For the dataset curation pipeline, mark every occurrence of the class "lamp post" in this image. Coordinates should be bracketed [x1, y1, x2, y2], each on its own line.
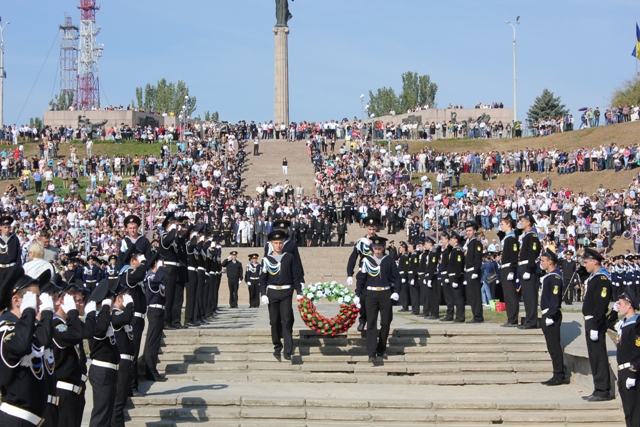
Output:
[0, 18, 10, 130]
[360, 94, 364, 121]
[505, 16, 520, 124]
[370, 113, 375, 145]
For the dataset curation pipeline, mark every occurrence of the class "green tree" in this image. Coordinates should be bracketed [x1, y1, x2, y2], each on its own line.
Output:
[399, 71, 419, 113]
[527, 88, 569, 120]
[368, 71, 438, 116]
[204, 111, 211, 121]
[611, 78, 640, 107]
[417, 74, 438, 107]
[135, 87, 143, 108]
[368, 87, 400, 117]
[29, 117, 43, 130]
[211, 111, 219, 122]
[49, 91, 75, 111]
[135, 79, 197, 116]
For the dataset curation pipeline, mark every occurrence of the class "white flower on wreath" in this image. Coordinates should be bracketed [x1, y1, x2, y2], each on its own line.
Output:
[344, 295, 351, 303]
[338, 297, 344, 304]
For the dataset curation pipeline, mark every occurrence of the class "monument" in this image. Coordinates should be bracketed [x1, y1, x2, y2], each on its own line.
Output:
[274, 0, 292, 127]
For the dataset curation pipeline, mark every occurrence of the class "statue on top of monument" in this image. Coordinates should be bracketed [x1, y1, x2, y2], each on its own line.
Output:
[275, 0, 293, 27]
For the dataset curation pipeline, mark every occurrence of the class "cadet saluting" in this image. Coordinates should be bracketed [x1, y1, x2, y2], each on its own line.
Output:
[518, 213, 541, 330]
[581, 247, 614, 402]
[539, 250, 569, 386]
[355, 237, 400, 363]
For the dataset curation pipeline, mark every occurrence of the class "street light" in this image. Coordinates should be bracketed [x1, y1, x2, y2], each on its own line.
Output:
[360, 94, 365, 121]
[370, 113, 375, 145]
[0, 18, 10, 130]
[505, 16, 520, 124]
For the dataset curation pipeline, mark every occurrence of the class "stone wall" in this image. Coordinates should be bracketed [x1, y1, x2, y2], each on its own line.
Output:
[43, 110, 179, 129]
[372, 108, 514, 125]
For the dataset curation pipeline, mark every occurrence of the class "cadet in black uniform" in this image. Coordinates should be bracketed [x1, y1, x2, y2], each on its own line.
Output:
[464, 222, 484, 323]
[0, 267, 49, 427]
[222, 251, 243, 308]
[346, 217, 379, 331]
[560, 250, 577, 305]
[409, 242, 424, 315]
[245, 254, 262, 308]
[397, 243, 411, 312]
[87, 279, 119, 427]
[116, 215, 152, 270]
[355, 237, 400, 363]
[185, 231, 201, 326]
[337, 217, 347, 247]
[260, 230, 304, 362]
[439, 234, 455, 322]
[612, 289, 640, 426]
[539, 250, 569, 386]
[0, 216, 22, 286]
[447, 232, 466, 322]
[581, 247, 614, 401]
[423, 237, 440, 319]
[499, 217, 520, 327]
[265, 219, 305, 289]
[106, 255, 119, 289]
[159, 213, 182, 329]
[143, 252, 167, 382]
[83, 255, 101, 292]
[518, 213, 541, 329]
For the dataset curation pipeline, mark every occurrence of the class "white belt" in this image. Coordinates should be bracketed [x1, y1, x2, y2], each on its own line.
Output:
[91, 360, 118, 370]
[0, 403, 44, 426]
[407, 271, 414, 274]
[57, 381, 83, 394]
[501, 263, 511, 268]
[465, 267, 475, 272]
[148, 304, 164, 310]
[164, 261, 179, 266]
[85, 280, 96, 283]
[197, 267, 206, 271]
[267, 285, 291, 290]
[134, 312, 145, 319]
[619, 362, 632, 371]
[584, 315, 594, 320]
[120, 354, 134, 361]
[188, 266, 197, 271]
[47, 395, 59, 406]
[541, 308, 549, 315]
[518, 260, 528, 265]
[367, 286, 390, 291]
[0, 262, 16, 268]
[81, 374, 87, 382]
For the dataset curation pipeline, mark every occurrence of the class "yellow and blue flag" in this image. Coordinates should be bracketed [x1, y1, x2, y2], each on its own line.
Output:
[633, 23, 640, 59]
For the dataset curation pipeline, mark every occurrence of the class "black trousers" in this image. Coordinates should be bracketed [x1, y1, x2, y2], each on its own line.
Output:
[442, 277, 454, 319]
[520, 270, 539, 328]
[426, 278, 440, 317]
[197, 268, 208, 317]
[399, 279, 410, 310]
[267, 288, 294, 355]
[542, 313, 565, 378]
[194, 268, 205, 320]
[144, 307, 165, 379]
[111, 359, 133, 427]
[57, 388, 85, 427]
[185, 268, 199, 323]
[88, 364, 118, 427]
[42, 402, 58, 427]
[409, 281, 421, 314]
[202, 271, 212, 316]
[618, 368, 640, 427]
[452, 281, 465, 322]
[248, 281, 260, 308]
[0, 411, 38, 427]
[501, 269, 519, 325]
[228, 278, 239, 308]
[365, 288, 393, 357]
[585, 327, 611, 397]
[163, 265, 180, 325]
[130, 315, 145, 390]
[465, 272, 483, 321]
[212, 271, 222, 312]
[337, 233, 345, 246]
[418, 279, 428, 314]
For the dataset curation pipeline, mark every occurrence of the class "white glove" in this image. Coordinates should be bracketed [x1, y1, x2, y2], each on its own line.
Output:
[167, 223, 177, 232]
[246, 281, 251, 287]
[410, 279, 415, 285]
[296, 295, 303, 301]
[199, 235, 205, 242]
[361, 237, 371, 246]
[545, 317, 554, 326]
[101, 299, 112, 308]
[444, 278, 450, 283]
[401, 278, 406, 283]
[261, 295, 269, 305]
[427, 280, 432, 288]
[590, 330, 599, 342]
[61, 294, 77, 313]
[353, 296, 360, 305]
[138, 254, 146, 263]
[471, 273, 478, 279]
[20, 291, 38, 313]
[227, 255, 232, 261]
[300, 283, 305, 290]
[39, 293, 54, 312]
[452, 283, 459, 288]
[157, 260, 163, 268]
[85, 301, 97, 315]
[120, 240, 129, 252]
[463, 281, 468, 285]
[523, 272, 531, 280]
[507, 272, 514, 281]
[626, 378, 636, 389]
[122, 294, 134, 306]
[346, 277, 353, 286]
[390, 292, 399, 301]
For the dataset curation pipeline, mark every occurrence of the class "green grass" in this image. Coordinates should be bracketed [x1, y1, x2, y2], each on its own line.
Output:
[85, 140, 164, 158]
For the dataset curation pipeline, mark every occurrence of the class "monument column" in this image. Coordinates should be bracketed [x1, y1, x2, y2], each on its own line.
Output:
[273, 26, 289, 127]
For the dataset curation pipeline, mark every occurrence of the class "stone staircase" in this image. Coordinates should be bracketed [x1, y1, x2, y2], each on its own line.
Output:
[125, 310, 625, 426]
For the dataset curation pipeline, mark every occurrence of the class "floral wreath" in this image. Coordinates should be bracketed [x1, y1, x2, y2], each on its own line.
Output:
[298, 282, 361, 336]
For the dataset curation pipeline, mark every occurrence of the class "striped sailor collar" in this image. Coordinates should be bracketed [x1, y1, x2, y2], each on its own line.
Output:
[622, 314, 640, 328]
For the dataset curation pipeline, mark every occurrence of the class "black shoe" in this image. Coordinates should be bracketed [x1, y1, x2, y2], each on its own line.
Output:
[273, 351, 282, 361]
[398, 308, 409, 312]
[376, 352, 388, 359]
[130, 389, 145, 397]
[453, 319, 465, 323]
[283, 353, 292, 361]
[165, 324, 176, 330]
[440, 317, 454, 322]
[368, 356, 376, 363]
[582, 394, 594, 401]
[587, 394, 613, 402]
[518, 324, 536, 330]
[357, 321, 365, 332]
[426, 315, 439, 320]
[501, 322, 518, 328]
[468, 319, 484, 324]
[546, 377, 570, 386]
[412, 312, 421, 316]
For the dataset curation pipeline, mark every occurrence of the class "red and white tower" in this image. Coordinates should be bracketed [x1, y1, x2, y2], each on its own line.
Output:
[77, 0, 103, 110]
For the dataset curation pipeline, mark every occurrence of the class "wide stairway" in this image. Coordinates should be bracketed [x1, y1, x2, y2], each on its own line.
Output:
[126, 307, 624, 426]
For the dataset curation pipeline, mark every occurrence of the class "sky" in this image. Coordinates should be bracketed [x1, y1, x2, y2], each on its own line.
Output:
[1, 0, 639, 125]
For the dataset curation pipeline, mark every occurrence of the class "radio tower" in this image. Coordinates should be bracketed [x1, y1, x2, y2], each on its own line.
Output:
[59, 16, 78, 107]
[77, 0, 103, 110]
